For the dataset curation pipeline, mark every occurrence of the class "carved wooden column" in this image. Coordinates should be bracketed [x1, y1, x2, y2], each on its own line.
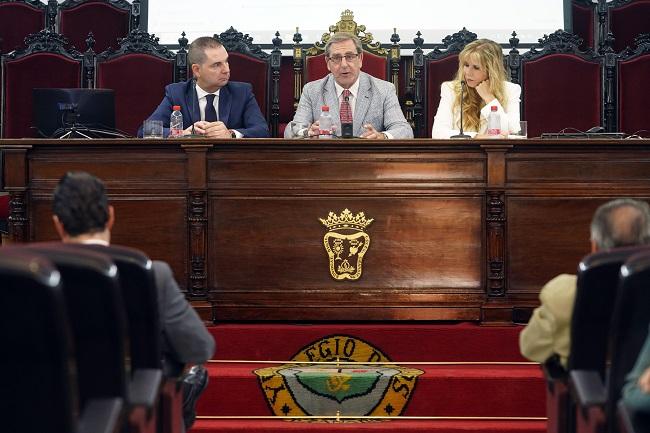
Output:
[183, 144, 210, 299]
[1, 147, 30, 243]
[481, 144, 512, 322]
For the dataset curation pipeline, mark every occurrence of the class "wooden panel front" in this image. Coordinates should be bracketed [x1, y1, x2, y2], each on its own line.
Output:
[3, 138, 650, 322]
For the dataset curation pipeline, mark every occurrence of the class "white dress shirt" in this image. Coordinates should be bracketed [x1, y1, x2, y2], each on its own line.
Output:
[195, 85, 219, 122]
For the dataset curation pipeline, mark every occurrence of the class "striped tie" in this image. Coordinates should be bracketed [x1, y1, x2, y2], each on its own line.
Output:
[340, 89, 352, 124]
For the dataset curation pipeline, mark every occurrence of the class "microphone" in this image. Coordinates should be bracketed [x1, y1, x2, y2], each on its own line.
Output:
[450, 80, 471, 139]
[340, 94, 353, 139]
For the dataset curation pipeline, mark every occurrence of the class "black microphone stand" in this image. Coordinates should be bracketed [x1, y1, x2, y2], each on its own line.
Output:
[450, 81, 471, 139]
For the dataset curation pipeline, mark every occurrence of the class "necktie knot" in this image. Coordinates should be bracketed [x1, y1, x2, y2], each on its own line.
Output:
[340, 89, 352, 124]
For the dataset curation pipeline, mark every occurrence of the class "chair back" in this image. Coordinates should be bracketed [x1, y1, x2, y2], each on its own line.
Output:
[0, 0, 46, 54]
[569, 246, 650, 375]
[572, 0, 597, 50]
[412, 28, 477, 138]
[0, 249, 78, 433]
[601, 0, 650, 53]
[67, 243, 162, 370]
[515, 30, 603, 138]
[606, 250, 650, 433]
[292, 10, 399, 113]
[25, 243, 129, 409]
[215, 27, 281, 137]
[616, 34, 650, 135]
[95, 28, 175, 136]
[1, 29, 82, 138]
[57, 0, 140, 54]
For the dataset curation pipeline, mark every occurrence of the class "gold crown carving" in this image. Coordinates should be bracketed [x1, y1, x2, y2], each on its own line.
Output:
[319, 209, 374, 231]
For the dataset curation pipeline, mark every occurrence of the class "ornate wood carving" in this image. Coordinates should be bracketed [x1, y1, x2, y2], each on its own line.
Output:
[508, 32, 520, 85]
[424, 27, 477, 60]
[175, 31, 188, 82]
[188, 190, 207, 298]
[305, 9, 387, 56]
[602, 34, 616, 132]
[270, 32, 282, 138]
[216, 27, 269, 59]
[8, 192, 28, 243]
[523, 30, 591, 59]
[7, 28, 81, 60]
[292, 28, 303, 111]
[389, 28, 401, 91]
[486, 191, 506, 297]
[96, 28, 174, 61]
[412, 31, 425, 138]
[82, 32, 95, 88]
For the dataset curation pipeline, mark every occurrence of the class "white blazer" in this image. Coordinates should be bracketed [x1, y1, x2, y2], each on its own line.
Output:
[431, 81, 521, 139]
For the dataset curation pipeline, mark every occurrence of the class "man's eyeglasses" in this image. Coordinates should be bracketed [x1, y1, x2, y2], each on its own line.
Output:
[327, 53, 360, 64]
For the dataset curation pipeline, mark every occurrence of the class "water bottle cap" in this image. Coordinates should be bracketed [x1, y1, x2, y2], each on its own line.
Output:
[321, 105, 330, 111]
[173, 105, 181, 111]
[490, 106, 497, 111]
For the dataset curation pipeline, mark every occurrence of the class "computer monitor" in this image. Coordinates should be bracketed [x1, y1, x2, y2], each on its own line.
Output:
[32, 88, 116, 138]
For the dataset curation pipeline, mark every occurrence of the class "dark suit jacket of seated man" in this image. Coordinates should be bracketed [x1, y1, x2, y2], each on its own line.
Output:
[139, 36, 269, 138]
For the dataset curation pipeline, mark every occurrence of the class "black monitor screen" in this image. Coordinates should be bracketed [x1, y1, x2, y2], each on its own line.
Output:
[32, 88, 116, 138]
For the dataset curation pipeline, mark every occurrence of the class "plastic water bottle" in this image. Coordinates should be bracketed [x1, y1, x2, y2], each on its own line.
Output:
[169, 105, 183, 138]
[318, 105, 332, 139]
[487, 105, 501, 137]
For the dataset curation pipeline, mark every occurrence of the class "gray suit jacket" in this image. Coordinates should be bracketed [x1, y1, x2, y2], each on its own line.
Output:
[154, 260, 215, 375]
[285, 72, 413, 139]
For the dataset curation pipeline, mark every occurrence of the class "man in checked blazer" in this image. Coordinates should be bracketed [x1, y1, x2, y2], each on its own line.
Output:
[285, 32, 413, 140]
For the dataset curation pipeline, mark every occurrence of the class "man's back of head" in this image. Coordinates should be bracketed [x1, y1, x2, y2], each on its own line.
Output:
[52, 171, 113, 241]
[591, 198, 650, 250]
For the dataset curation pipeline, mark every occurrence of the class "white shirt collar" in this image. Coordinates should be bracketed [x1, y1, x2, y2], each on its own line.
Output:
[334, 77, 360, 100]
[80, 239, 109, 246]
[195, 84, 220, 100]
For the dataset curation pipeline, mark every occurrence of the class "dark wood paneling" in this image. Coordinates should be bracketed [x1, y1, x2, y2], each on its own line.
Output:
[3, 138, 650, 322]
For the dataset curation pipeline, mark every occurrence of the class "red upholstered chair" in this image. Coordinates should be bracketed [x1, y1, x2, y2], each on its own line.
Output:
[616, 34, 650, 135]
[57, 0, 140, 54]
[514, 30, 603, 138]
[214, 27, 281, 137]
[292, 10, 400, 118]
[1, 30, 83, 138]
[598, 0, 650, 53]
[572, 0, 597, 50]
[412, 28, 477, 138]
[95, 29, 175, 137]
[0, 0, 47, 54]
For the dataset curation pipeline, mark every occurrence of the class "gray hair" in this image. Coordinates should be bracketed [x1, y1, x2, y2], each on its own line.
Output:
[188, 36, 223, 66]
[590, 198, 650, 249]
[324, 32, 362, 57]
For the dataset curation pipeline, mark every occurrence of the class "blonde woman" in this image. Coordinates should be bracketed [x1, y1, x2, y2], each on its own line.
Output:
[431, 39, 521, 139]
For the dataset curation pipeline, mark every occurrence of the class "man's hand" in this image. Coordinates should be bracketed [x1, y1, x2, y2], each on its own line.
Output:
[306, 121, 320, 138]
[638, 367, 650, 393]
[203, 121, 231, 138]
[360, 124, 386, 139]
[476, 79, 496, 104]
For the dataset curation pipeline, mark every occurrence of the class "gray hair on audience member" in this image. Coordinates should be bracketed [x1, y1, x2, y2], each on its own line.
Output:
[324, 32, 363, 57]
[590, 198, 650, 249]
[188, 36, 223, 66]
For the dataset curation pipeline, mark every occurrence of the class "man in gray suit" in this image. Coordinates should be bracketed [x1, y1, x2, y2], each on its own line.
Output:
[51, 171, 215, 429]
[285, 32, 413, 139]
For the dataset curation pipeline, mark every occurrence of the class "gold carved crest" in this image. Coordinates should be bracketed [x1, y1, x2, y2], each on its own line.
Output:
[319, 209, 373, 281]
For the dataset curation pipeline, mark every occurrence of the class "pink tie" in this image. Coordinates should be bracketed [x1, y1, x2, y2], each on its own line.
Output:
[340, 89, 352, 124]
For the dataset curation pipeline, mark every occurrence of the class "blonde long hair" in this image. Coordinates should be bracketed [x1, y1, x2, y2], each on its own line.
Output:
[452, 39, 509, 132]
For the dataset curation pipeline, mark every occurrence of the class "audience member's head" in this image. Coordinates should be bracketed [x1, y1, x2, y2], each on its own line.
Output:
[590, 198, 650, 250]
[188, 36, 230, 92]
[324, 32, 364, 89]
[52, 171, 114, 242]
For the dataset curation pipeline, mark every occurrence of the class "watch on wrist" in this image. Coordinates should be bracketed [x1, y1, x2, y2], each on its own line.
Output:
[230, 130, 237, 139]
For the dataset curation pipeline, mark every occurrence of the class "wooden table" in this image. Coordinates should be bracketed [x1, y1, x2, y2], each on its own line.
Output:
[3, 138, 650, 323]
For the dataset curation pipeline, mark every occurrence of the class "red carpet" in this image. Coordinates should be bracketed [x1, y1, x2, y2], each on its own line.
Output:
[192, 323, 544, 433]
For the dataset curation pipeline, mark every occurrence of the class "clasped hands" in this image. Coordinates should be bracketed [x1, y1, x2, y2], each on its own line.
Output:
[303, 121, 386, 139]
[185, 120, 234, 138]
